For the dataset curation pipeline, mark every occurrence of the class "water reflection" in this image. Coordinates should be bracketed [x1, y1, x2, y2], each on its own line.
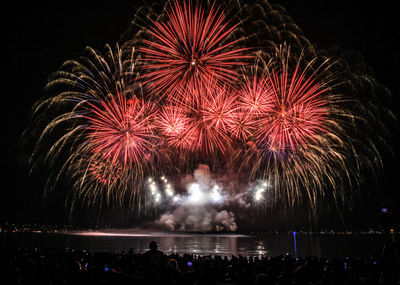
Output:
[213, 239, 221, 255]
[2, 230, 383, 259]
[256, 241, 267, 257]
[160, 235, 240, 256]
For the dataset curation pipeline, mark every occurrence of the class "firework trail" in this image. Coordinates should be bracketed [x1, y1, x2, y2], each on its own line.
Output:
[26, 0, 395, 226]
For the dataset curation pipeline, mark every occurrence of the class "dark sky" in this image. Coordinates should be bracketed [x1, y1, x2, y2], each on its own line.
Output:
[2, 1, 399, 226]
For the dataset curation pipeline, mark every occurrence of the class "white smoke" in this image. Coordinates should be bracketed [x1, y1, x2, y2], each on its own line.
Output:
[215, 210, 238, 231]
[158, 213, 176, 231]
[158, 205, 237, 232]
[156, 164, 241, 232]
[150, 165, 272, 231]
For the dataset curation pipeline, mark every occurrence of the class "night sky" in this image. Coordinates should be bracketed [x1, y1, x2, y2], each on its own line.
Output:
[2, 1, 399, 227]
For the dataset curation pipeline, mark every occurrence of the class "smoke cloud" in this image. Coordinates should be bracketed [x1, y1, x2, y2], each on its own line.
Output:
[155, 164, 245, 232]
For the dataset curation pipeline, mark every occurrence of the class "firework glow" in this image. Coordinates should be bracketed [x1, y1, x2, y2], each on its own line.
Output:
[27, 0, 394, 229]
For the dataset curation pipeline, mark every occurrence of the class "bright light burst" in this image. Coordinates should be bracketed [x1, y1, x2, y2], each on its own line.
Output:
[188, 183, 204, 204]
[211, 185, 223, 203]
[253, 181, 269, 202]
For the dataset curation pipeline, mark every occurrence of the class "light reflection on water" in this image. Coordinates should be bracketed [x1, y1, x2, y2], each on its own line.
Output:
[2, 230, 384, 258]
[256, 241, 267, 257]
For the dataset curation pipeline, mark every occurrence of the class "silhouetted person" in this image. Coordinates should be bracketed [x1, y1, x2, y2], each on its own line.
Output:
[165, 258, 183, 284]
[141, 241, 166, 283]
[255, 273, 273, 285]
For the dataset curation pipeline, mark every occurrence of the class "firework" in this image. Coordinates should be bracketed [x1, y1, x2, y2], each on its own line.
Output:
[29, 44, 158, 209]
[229, 72, 274, 142]
[236, 46, 376, 212]
[255, 54, 328, 152]
[89, 155, 121, 185]
[177, 81, 238, 155]
[85, 93, 158, 168]
[157, 105, 194, 150]
[139, 0, 250, 99]
[27, 0, 393, 222]
[238, 73, 274, 116]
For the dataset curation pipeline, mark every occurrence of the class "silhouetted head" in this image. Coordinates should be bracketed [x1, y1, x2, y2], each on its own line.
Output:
[255, 273, 271, 285]
[168, 258, 178, 270]
[149, 241, 158, 250]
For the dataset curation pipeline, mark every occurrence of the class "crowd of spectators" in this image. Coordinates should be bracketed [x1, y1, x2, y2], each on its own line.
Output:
[1, 240, 399, 284]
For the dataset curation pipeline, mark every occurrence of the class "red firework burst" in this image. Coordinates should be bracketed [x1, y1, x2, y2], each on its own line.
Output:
[157, 105, 195, 150]
[229, 74, 274, 141]
[255, 65, 328, 152]
[182, 82, 238, 154]
[238, 74, 274, 115]
[228, 108, 255, 142]
[139, 0, 250, 99]
[85, 92, 158, 168]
